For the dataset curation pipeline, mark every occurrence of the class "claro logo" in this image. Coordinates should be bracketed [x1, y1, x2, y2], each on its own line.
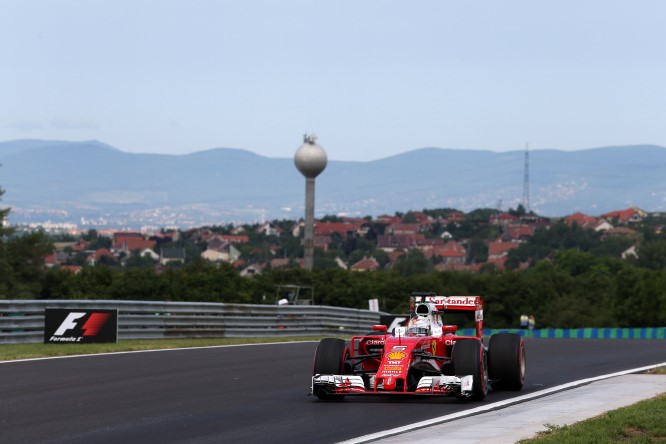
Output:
[44, 310, 117, 343]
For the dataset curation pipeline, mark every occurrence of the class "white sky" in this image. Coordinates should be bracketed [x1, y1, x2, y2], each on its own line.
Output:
[1, 1, 665, 161]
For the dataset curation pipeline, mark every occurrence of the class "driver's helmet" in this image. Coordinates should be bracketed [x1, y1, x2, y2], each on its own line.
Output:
[407, 303, 435, 336]
[407, 317, 430, 336]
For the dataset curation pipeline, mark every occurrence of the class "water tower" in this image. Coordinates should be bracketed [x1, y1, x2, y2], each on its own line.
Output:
[294, 133, 327, 271]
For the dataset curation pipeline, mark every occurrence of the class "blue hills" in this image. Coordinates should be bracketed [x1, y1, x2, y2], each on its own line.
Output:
[1, 139, 665, 228]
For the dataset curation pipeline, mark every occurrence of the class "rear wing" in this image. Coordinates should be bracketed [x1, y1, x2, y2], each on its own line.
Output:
[410, 292, 484, 338]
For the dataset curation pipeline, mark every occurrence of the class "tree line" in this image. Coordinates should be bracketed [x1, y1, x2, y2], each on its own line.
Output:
[32, 251, 666, 328]
[1, 185, 665, 328]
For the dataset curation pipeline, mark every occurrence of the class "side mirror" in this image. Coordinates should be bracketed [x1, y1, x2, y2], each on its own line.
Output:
[372, 324, 387, 333]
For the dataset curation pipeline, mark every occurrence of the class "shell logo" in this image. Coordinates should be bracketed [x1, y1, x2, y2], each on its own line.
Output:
[387, 351, 407, 360]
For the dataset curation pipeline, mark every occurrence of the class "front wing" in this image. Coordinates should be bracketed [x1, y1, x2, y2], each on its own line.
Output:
[310, 374, 475, 397]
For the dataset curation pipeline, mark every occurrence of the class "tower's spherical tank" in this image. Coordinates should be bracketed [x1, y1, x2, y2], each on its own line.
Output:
[294, 135, 327, 178]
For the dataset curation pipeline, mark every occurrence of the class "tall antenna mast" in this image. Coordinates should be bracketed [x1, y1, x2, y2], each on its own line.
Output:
[522, 142, 530, 213]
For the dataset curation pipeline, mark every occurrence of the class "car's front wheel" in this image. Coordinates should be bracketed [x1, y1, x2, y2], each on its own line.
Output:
[451, 339, 488, 401]
[312, 338, 349, 400]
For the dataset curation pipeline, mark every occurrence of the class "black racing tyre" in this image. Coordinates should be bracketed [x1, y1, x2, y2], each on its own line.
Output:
[451, 339, 488, 401]
[313, 338, 349, 400]
[488, 333, 525, 391]
[313, 338, 347, 375]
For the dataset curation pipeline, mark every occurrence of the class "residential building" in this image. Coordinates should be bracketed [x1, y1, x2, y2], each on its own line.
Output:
[160, 247, 186, 265]
[350, 256, 380, 272]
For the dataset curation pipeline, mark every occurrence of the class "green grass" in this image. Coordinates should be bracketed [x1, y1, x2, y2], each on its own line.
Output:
[0, 337, 323, 361]
[519, 393, 666, 443]
[646, 366, 666, 375]
[520, 365, 666, 443]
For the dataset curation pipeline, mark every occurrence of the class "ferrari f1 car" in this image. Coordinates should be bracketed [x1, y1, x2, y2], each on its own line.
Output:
[310, 292, 525, 400]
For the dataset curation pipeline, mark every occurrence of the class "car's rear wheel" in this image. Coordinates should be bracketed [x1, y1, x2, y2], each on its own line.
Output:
[488, 333, 525, 391]
[451, 339, 488, 401]
[313, 338, 349, 400]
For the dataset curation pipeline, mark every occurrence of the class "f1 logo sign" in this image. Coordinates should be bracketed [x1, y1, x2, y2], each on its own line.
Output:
[379, 315, 408, 333]
[386, 317, 407, 333]
[44, 309, 118, 344]
[53, 312, 112, 336]
[53, 312, 85, 336]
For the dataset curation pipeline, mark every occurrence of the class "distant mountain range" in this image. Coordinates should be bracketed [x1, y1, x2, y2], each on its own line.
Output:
[1, 139, 665, 229]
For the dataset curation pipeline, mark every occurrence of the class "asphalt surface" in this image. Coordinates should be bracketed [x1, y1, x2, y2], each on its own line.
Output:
[1, 338, 665, 444]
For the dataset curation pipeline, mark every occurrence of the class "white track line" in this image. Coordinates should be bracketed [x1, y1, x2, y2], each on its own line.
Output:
[340, 361, 666, 444]
[0, 340, 318, 364]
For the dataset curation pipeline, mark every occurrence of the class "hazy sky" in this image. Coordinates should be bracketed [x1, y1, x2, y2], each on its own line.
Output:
[2, 1, 665, 161]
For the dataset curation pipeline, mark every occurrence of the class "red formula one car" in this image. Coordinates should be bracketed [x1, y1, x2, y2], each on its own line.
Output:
[311, 292, 525, 400]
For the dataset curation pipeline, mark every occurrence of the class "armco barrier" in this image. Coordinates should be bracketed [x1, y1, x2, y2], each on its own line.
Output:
[0, 300, 382, 344]
[2, 300, 662, 345]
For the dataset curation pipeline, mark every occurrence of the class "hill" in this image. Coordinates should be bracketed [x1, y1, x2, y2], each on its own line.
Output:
[1, 139, 665, 228]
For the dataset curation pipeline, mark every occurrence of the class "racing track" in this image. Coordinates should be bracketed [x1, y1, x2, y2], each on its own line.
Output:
[1, 338, 665, 444]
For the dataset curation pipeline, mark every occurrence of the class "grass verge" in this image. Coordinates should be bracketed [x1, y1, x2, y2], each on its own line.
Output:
[0, 337, 323, 361]
[646, 366, 666, 375]
[520, 365, 665, 443]
[519, 392, 666, 443]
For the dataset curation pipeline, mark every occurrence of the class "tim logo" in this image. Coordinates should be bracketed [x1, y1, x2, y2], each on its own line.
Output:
[44, 309, 118, 344]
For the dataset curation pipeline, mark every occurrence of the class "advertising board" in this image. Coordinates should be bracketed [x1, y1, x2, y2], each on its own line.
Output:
[44, 309, 118, 344]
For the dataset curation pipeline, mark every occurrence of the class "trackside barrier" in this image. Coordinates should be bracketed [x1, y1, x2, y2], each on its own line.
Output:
[0, 300, 382, 344]
[456, 328, 666, 339]
[2, 300, 662, 344]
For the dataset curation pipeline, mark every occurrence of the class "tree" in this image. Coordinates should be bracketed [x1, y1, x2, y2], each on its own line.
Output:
[590, 236, 633, 257]
[422, 208, 459, 219]
[373, 249, 390, 268]
[41, 268, 80, 299]
[553, 249, 596, 276]
[319, 215, 343, 223]
[0, 186, 14, 297]
[6, 230, 53, 291]
[314, 252, 343, 270]
[634, 240, 666, 270]
[506, 221, 604, 269]
[508, 204, 526, 217]
[392, 250, 432, 276]
[0, 186, 54, 298]
[401, 211, 418, 223]
[466, 238, 488, 264]
[124, 250, 158, 269]
[83, 229, 112, 250]
[466, 208, 498, 223]
[110, 268, 165, 300]
[73, 265, 115, 299]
